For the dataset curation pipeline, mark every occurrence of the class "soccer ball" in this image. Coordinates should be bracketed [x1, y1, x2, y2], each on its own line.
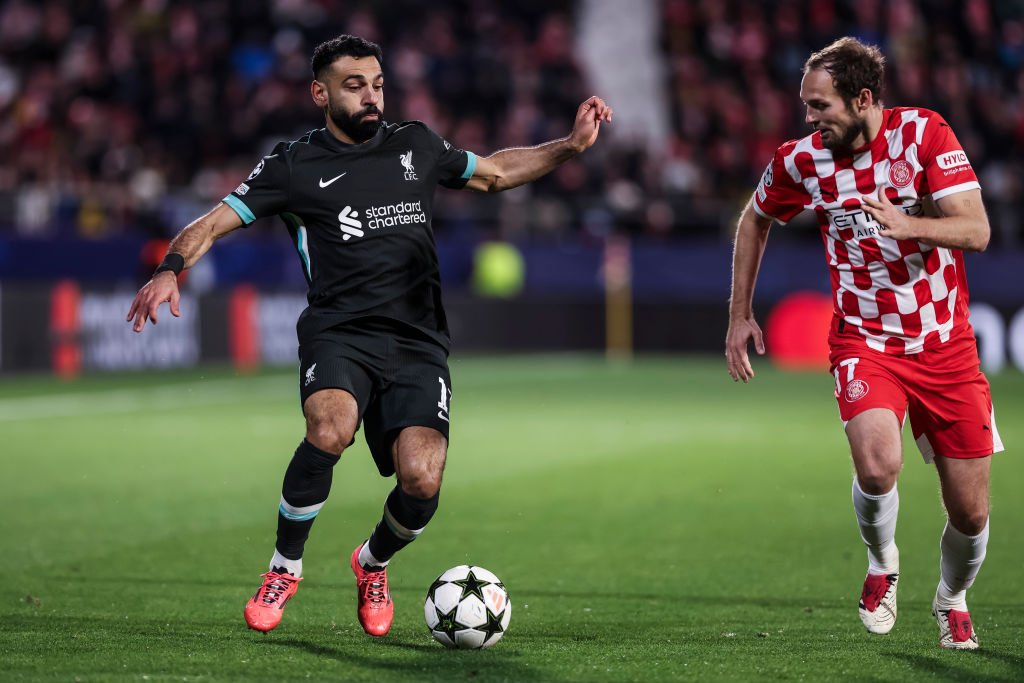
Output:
[424, 565, 511, 649]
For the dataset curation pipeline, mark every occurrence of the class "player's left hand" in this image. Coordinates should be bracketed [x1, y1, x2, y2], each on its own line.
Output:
[568, 96, 612, 152]
[861, 187, 914, 240]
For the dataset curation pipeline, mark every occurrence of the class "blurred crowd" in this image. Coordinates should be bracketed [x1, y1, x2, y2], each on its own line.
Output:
[1, 0, 1022, 245]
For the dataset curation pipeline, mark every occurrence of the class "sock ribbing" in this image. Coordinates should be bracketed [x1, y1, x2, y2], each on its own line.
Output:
[852, 478, 900, 574]
[937, 518, 989, 610]
[365, 486, 440, 567]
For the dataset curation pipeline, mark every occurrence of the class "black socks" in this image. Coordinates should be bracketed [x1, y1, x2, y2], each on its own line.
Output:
[275, 439, 340, 560]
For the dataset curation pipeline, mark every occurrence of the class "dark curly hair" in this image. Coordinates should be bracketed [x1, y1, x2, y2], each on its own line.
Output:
[311, 35, 383, 80]
[804, 37, 885, 105]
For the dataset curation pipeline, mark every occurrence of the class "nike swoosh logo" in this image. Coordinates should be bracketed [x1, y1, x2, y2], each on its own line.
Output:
[319, 172, 347, 188]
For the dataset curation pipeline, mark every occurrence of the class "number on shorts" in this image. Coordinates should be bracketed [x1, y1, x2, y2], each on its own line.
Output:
[437, 376, 452, 422]
[834, 357, 860, 392]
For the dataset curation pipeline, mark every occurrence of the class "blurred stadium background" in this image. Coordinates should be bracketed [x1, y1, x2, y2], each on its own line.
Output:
[1, 0, 1023, 376]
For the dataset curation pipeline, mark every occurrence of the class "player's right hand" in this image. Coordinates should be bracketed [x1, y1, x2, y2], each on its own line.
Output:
[725, 317, 765, 383]
[568, 96, 613, 152]
[126, 271, 181, 332]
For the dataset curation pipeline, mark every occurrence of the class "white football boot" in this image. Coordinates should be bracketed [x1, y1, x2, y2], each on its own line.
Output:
[932, 592, 979, 650]
[858, 571, 899, 634]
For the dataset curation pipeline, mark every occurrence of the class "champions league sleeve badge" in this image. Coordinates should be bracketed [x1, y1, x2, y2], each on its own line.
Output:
[247, 159, 265, 181]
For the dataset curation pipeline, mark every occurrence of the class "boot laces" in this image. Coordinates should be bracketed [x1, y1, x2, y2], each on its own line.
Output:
[358, 569, 389, 604]
[259, 571, 299, 606]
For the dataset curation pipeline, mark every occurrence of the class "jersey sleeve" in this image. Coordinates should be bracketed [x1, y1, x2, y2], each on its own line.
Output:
[918, 114, 981, 201]
[751, 144, 806, 224]
[421, 126, 477, 189]
[221, 142, 291, 225]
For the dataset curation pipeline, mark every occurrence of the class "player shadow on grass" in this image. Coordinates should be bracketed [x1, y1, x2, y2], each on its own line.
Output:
[268, 638, 543, 679]
[38, 571, 245, 588]
[520, 588, 808, 608]
[973, 649, 1024, 670]
[890, 652, 1023, 683]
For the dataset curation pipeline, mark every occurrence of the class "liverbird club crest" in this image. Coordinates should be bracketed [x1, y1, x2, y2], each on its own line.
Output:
[401, 150, 418, 181]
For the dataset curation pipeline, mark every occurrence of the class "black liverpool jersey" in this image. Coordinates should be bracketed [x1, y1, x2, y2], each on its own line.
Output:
[221, 122, 477, 349]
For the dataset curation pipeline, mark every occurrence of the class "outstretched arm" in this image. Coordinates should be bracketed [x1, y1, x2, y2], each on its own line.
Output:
[126, 202, 243, 332]
[464, 96, 612, 193]
[725, 197, 773, 382]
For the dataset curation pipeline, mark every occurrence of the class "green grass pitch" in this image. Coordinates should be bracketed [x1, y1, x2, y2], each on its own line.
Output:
[2, 355, 1022, 681]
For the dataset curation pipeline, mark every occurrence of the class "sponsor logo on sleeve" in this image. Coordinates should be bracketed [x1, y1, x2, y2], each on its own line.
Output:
[937, 150, 971, 171]
[756, 162, 773, 204]
[235, 183, 250, 195]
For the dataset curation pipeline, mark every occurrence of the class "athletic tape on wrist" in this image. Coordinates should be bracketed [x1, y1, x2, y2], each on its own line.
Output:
[154, 253, 185, 277]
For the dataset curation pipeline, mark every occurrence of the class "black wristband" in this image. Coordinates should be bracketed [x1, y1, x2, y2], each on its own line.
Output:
[154, 253, 185, 277]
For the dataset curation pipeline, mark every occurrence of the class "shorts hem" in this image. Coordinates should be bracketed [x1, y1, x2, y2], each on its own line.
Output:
[839, 405, 906, 428]
[929, 448, 1001, 460]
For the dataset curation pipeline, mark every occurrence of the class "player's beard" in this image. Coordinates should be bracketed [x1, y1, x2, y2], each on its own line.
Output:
[328, 101, 383, 143]
[819, 109, 869, 153]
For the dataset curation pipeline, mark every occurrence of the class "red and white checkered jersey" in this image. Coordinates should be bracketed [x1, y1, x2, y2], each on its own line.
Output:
[753, 107, 981, 355]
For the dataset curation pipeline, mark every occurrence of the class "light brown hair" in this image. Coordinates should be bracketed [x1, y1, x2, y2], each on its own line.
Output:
[804, 37, 885, 104]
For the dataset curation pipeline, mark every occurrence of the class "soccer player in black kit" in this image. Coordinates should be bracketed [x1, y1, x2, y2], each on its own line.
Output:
[126, 35, 612, 636]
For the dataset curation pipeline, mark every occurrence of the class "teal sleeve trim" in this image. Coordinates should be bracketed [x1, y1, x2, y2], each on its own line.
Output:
[460, 151, 478, 180]
[222, 194, 256, 224]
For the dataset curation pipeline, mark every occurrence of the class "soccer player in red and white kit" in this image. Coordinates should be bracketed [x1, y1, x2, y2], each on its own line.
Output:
[726, 37, 1004, 650]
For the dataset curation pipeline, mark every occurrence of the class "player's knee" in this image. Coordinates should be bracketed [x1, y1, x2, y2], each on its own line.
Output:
[394, 428, 446, 497]
[949, 508, 989, 536]
[398, 462, 443, 498]
[304, 413, 356, 455]
[856, 466, 900, 495]
[854, 450, 901, 494]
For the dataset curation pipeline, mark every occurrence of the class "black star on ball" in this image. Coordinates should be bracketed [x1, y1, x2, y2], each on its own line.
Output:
[453, 570, 491, 601]
[434, 606, 459, 642]
[479, 608, 506, 641]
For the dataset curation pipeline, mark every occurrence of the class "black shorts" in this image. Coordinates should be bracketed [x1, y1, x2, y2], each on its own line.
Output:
[297, 319, 452, 477]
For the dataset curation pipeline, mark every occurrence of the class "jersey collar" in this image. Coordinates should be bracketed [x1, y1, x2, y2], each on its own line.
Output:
[317, 124, 388, 153]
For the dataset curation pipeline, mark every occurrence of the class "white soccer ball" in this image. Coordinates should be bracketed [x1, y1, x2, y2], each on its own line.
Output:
[424, 565, 511, 649]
